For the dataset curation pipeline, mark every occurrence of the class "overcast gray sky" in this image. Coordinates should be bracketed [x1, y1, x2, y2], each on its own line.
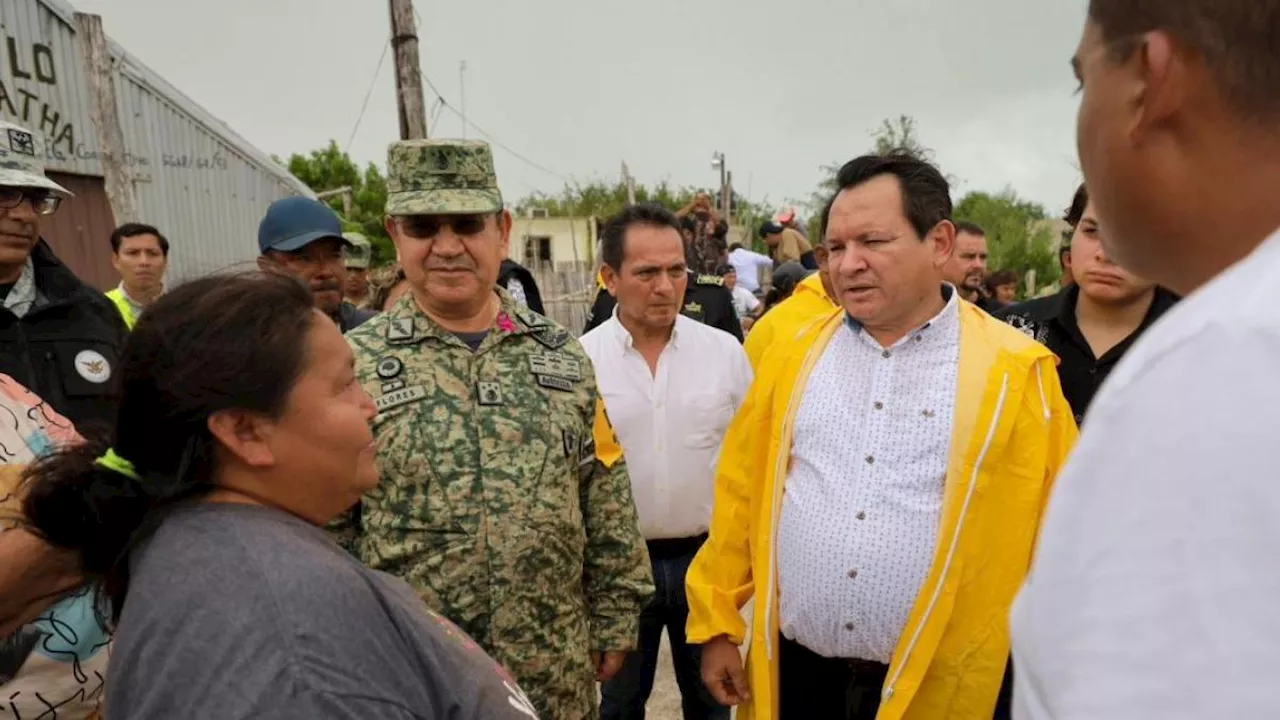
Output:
[74, 0, 1089, 217]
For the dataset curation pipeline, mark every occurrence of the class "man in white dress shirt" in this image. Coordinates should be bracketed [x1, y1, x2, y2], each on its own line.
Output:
[1011, 3, 1280, 719]
[728, 243, 774, 294]
[583, 204, 752, 720]
[688, 152, 1076, 720]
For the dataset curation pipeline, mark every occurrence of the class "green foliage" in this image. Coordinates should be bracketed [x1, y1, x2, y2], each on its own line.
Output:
[871, 115, 931, 158]
[514, 181, 777, 253]
[274, 141, 395, 266]
[954, 190, 1061, 293]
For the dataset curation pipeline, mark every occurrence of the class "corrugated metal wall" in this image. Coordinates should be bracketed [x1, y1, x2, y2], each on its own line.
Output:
[0, 0, 315, 284]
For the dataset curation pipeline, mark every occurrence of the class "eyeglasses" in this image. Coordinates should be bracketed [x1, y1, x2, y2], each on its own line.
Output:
[395, 214, 489, 239]
[0, 187, 61, 216]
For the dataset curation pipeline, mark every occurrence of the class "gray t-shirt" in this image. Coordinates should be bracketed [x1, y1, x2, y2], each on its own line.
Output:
[107, 503, 539, 719]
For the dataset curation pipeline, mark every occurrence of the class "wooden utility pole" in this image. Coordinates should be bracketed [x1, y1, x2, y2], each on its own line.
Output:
[388, 0, 428, 139]
[724, 170, 734, 225]
[621, 161, 636, 205]
[315, 186, 354, 217]
[74, 13, 139, 223]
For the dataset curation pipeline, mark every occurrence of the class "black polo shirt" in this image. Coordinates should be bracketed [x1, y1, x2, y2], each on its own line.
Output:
[994, 285, 1179, 424]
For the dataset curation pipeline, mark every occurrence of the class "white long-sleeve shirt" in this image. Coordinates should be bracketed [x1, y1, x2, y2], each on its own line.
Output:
[729, 248, 774, 293]
[580, 315, 752, 540]
[1012, 227, 1280, 719]
[777, 290, 960, 662]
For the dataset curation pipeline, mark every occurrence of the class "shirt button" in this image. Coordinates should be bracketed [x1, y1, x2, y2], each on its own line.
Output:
[914, 335, 923, 342]
[865, 455, 875, 464]
[848, 569, 858, 579]
[856, 511, 866, 521]
[873, 401, 883, 410]
[844, 622, 855, 631]
[881, 350, 891, 359]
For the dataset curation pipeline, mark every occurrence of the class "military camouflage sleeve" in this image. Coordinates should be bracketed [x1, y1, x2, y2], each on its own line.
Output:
[580, 386, 654, 651]
[325, 504, 362, 557]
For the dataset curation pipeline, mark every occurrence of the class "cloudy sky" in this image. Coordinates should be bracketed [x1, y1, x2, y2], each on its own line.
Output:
[73, 0, 1089, 217]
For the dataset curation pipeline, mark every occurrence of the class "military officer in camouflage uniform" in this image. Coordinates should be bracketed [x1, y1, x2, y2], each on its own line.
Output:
[338, 139, 654, 720]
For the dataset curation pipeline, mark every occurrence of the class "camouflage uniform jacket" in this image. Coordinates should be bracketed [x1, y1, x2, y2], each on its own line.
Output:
[338, 289, 654, 720]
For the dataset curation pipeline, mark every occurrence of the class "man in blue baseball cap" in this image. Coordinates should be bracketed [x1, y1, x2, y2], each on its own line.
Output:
[257, 196, 376, 332]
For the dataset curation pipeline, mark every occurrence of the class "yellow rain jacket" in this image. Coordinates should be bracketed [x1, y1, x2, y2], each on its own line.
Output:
[687, 301, 1077, 720]
[743, 273, 836, 369]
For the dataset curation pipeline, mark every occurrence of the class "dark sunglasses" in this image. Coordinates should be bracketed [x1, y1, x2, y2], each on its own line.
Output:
[395, 214, 489, 239]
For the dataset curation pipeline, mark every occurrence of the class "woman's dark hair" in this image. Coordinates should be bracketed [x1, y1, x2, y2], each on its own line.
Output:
[22, 272, 317, 624]
[1065, 184, 1089, 229]
[985, 269, 1019, 295]
[819, 149, 952, 241]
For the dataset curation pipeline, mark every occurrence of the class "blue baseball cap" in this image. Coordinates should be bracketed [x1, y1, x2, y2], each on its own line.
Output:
[258, 197, 347, 254]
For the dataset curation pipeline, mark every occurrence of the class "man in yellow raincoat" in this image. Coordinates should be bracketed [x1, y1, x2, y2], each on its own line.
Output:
[742, 248, 837, 369]
[687, 152, 1077, 720]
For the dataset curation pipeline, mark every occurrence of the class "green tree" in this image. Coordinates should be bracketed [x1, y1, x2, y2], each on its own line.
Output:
[954, 190, 1061, 294]
[274, 141, 395, 265]
[803, 114, 935, 238]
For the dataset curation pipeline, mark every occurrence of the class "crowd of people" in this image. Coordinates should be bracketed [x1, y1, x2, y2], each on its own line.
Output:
[2, 1, 1279, 718]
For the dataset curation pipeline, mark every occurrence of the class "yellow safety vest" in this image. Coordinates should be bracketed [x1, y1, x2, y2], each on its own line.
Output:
[105, 287, 138, 330]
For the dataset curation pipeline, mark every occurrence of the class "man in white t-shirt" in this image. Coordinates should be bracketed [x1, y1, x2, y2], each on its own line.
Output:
[1011, 3, 1280, 719]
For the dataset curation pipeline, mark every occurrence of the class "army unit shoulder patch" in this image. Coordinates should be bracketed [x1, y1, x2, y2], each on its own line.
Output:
[386, 316, 416, 343]
[531, 326, 571, 350]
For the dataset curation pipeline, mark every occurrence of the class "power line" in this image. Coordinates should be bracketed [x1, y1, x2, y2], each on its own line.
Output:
[438, 102, 567, 182]
[406, 9, 568, 184]
[347, 40, 390, 150]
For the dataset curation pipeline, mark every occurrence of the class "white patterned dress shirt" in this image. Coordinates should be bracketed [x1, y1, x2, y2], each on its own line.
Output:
[581, 314, 753, 540]
[777, 288, 960, 662]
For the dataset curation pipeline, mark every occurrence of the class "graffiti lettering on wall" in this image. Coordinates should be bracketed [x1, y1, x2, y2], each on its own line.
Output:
[0, 36, 75, 156]
[71, 144, 230, 172]
[74, 143, 151, 166]
[2, 35, 230, 171]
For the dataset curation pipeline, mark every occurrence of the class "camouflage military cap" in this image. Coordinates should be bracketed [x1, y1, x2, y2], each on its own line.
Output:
[0, 120, 71, 196]
[385, 139, 503, 216]
[343, 232, 372, 269]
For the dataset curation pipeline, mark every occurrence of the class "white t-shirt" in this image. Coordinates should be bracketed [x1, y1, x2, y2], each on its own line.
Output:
[730, 285, 761, 320]
[1011, 227, 1280, 719]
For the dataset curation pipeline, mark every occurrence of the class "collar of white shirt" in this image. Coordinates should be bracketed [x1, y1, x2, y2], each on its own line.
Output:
[610, 306, 690, 352]
[842, 283, 959, 350]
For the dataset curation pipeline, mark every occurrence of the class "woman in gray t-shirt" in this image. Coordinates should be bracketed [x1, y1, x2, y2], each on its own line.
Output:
[20, 273, 538, 719]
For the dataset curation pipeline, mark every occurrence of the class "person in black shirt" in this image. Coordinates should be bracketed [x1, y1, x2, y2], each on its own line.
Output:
[989, 183, 1176, 720]
[995, 184, 1178, 425]
[0, 120, 127, 434]
[498, 257, 545, 314]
